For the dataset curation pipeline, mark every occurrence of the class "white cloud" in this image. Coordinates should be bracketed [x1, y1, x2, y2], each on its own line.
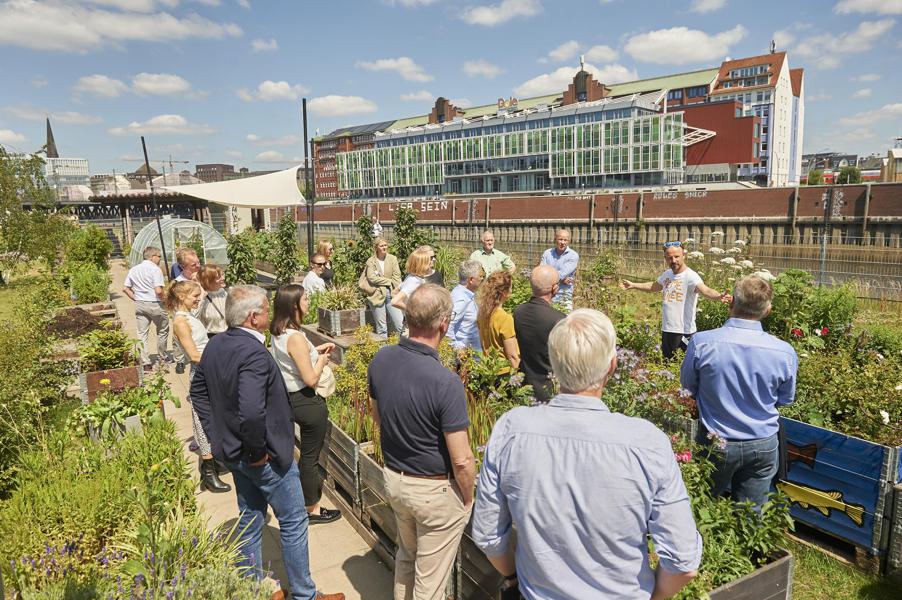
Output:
[237, 80, 310, 102]
[131, 72, 192, 95]
[461, 0, 542, 26]
[853, 88, 873, 98]
[839, 103, 902, 126]
[237, 0, 250, 8]
[585, 44, 617, 63]
[0, 1, 243, 52]
[31, 77, 48, 88]
[792, 19, 895, 68]
[108, 114, 215, 135]
[835, 0, 902, 15]
[5, 104, 102, 124]
[852, 73, 881, 81]
[400, 90, 433, 102]
[251, 37, 277, 52]
[463, 59, 503, 78]
[450, 97, 472, 108]
[254, 150, 303, 164]
[514, 63, 638, 97]
[73, 74, 129, 98]
[625, 25, 746, 65]
[806, 93, 832, 103]
[307, 95, 377, 117]
[355, 56, 432, 82]
[0, 129, 27, 145]
[540, 40, 579, 63]
[246, 133, 301, 146]
[690, 0, 726, 13]
[385, 0, 438, 5]
[773, 29, 795, 48]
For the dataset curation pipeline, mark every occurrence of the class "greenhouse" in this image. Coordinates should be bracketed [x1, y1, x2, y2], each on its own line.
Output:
[128, 218, 228, 268]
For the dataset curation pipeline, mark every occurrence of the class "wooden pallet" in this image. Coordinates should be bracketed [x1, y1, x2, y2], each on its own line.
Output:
[789, 522, 882, 575]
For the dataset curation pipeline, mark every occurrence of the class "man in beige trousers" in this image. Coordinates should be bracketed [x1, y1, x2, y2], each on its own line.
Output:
[367, 284, 476, 600]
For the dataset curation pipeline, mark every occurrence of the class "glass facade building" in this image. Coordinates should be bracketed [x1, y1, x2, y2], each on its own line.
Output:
[336, 92, 686, 199]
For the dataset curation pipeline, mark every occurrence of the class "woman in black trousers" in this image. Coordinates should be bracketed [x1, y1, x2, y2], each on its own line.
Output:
[269, 284, 342, 524]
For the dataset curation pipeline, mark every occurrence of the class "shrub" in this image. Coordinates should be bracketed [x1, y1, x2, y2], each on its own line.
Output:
[66, 224, 113, 269]
[226, 228, 258, 285]
[68, 263, 111, 304]
[391, 207, 433, 268]
[79, 327, 139, 371]
[70, 374, 178, 440]
[856, 323, 902, 360]
[272, 216, 302, 284]
[433, 244, 467, 288]
[588, 248, 619, 280]
[330, 215, 376, 286]
[317, 283, 363, 311]
[502, 274, 532, 313]
[808, 284, 857, 347]
[328, 328, 383, 444]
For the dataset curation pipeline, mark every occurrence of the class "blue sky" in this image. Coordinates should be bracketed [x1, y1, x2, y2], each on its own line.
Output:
[0, 0, 900, 175]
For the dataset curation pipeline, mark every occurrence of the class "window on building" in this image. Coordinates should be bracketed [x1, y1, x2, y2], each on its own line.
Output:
[667, 89, 683, 100]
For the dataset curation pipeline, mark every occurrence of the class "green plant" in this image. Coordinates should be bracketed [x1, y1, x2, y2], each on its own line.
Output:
[328, 328, 383, 444]
[502, 274, 532, 313]
[317, 284, 363, 310]
[612, 303, 661, 356]
[79, 326, 138, 371]
[836, 166, 861, 185]
[272, 215, 302, 284]
[226, 228, 259, 285]
[66, 224, 113, 269]
[855, 323, 902, 360]
[588, 248, 619, 280]
[71, 374, 178, 440]
[807, 169, 824, 185]
[176, 230, 205, 262]
[433, 245, 467, 288]
[68, 263, 112, 304]
[391, 207, 433, 268]
[330, 215, 376, 286]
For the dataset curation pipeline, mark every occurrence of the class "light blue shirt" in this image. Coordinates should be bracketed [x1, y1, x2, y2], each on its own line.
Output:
[681, 318, 798, 441]
[447, 284, 481, 351]
[472, 394, 702, 600]
[540, 246, 579, 301]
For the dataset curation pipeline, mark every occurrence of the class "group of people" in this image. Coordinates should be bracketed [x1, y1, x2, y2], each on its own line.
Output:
[121, 230, 797, 600]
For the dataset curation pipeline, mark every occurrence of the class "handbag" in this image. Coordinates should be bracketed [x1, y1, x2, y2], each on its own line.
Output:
[358, 266, 377, 296]
[315, 364, 337, 398]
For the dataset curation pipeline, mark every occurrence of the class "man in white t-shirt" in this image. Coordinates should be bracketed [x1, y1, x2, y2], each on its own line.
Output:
[302, 254, 328, 295]
[123, 246, 170, 369]
[620, 242, 730, 359]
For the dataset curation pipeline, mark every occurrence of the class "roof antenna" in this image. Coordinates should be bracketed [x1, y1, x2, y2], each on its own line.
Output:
[770, 39, 776, 53]
[579, 54, 585, 70]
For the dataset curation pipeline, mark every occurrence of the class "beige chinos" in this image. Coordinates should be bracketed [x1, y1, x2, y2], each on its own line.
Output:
[384, 468, 472, 600]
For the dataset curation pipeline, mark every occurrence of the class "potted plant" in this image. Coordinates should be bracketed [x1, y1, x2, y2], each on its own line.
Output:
[72, 374, 178, 440]
[78, 326, 142, 403]
[316, 285, 366, 337]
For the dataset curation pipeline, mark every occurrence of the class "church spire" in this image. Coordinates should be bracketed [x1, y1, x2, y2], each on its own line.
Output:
[46, 117, 59, 158]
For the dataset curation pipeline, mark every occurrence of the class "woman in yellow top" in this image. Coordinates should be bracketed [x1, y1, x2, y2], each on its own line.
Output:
[476, 270, 520, 370]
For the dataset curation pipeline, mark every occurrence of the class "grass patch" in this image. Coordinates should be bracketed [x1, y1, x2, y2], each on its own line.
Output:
[787, 539, 900, 599]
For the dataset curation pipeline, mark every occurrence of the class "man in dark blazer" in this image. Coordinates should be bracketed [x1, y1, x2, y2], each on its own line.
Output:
[191, 285, 344, 600]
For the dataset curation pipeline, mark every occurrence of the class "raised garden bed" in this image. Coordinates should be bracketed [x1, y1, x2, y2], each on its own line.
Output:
[79, 365, 143, 403]
[318, 420, 363, 509]
[317, 306, 367, 338]
[358, 448, 398, 560]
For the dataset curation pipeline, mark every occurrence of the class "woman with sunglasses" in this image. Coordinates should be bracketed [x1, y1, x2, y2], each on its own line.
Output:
[270, 284, 342, 524]
[315, 240, 335, 288]
[302, 253, 328, 295]
[391, 245, 434, 312]
[620, 241, 730, 359]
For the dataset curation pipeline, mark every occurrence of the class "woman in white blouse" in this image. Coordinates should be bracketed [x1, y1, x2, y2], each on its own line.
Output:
[391, 245, 435, 312]
[164, 280, 230, 494]
[270, 284, 342, 524]
[197, 264, 227, 338]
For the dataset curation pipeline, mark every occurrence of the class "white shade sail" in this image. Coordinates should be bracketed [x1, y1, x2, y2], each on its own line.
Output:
[161, 165, 305, 208]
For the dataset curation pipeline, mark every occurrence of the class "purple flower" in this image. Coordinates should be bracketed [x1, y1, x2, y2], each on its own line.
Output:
[707, 431, 727, 450]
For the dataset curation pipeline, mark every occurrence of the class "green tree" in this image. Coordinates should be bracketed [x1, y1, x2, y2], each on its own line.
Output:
[806, 169, 824, 185]
[330, 215, 374, 286]
[836, 165, 862, 184]
[391, 207, 433, 268]
[225, 228, 258, 285]
[272, 216, 302, 284]
[65, 224, 113, 269]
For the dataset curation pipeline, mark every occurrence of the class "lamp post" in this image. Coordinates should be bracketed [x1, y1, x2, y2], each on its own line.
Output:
[302, 98, 315, 259]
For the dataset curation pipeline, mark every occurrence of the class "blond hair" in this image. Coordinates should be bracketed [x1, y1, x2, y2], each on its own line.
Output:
[162, 280, 201, 312]
[316, 239, 333, 258]
[405, 245, 433, 277]
[476, 270, 512, 332]
[549, 309, 617, 393]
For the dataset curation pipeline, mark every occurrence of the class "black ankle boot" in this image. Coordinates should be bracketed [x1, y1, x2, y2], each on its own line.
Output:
[200, 459, 231, 493]
[214, 459, 230, 475]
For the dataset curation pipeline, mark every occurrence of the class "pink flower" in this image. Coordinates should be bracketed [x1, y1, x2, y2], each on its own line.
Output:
[675, 451, 692, 463]
[820, 326, 829, 336]
[791, 328, 803, 338]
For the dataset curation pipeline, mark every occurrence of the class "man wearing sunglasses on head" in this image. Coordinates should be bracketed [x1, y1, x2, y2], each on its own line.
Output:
[620, 242, 730, 360]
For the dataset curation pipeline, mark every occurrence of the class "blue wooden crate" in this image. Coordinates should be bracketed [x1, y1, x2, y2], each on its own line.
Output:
[778, 417, 896, 553]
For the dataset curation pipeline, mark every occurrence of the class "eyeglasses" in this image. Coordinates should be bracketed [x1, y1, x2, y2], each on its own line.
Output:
[312, 262, 326, 267]
[663, 241, 682, 248]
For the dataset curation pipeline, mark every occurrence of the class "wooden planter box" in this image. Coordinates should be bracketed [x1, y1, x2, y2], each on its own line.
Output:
[888, 483, 902, 581]
[79, 364, 143, 403]
[359, 449, 399, 558]
[778, 417, 899, 556]
[319, 420, 362, 508]
[317, 307, 366, 337]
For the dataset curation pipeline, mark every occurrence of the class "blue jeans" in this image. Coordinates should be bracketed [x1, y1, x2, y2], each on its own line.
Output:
[369, 295, 404, 336]
[228, 459, 317, 600]
[699, 430, 779, 510]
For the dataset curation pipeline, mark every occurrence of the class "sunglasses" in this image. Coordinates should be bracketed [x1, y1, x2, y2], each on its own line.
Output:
[312, 262, 326, 266]
[663, 241, 682, 248]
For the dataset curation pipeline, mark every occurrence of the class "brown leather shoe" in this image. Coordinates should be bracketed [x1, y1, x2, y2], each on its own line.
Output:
[269, 590, 286, 600]
[316, 594, 345, 600]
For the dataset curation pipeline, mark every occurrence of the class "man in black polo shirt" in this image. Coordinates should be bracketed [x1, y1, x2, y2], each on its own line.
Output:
[514, 265, 566, 402]
[368, 283, 476, 600]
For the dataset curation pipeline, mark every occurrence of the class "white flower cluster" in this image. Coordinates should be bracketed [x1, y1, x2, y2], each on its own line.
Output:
[688, 251, 705, 260]
[683, 238, 697, 245]
[753, 269, 776, 281]
[720, 257, 736, 265]
[733, 240, 747, 247]
[740, 259, 755, 269]
[711, 231, 724, 238]
[728, 247, 743, 254]
[708, 247, 725, 255]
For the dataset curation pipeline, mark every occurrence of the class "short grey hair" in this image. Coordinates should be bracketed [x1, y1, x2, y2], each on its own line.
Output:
[549, 309, 617, 394]
[458, 260, 484, 283]
[143, 246, 161, 260]
[406, 284, 452, 331]
[226, 285, 268, 327]
[732, 275, 773, 320]
[481, 230, 495, 241]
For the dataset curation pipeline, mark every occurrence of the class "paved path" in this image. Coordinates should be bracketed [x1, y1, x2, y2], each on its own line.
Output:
[109, 260, 393, 599]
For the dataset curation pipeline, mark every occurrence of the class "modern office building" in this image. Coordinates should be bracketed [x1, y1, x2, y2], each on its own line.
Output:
[195, 163, 236, 183]
[315, 50, 804, 200]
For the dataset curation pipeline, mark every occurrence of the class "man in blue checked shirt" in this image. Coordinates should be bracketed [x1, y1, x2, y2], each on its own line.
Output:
[473, 309, 701, 600]
[681, 274, 797, 510]
[539, 229, 579, 311]
[447, 260, 484, 352]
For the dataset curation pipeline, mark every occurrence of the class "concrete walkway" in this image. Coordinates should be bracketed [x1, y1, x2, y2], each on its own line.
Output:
[109, 260, 393, 599]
